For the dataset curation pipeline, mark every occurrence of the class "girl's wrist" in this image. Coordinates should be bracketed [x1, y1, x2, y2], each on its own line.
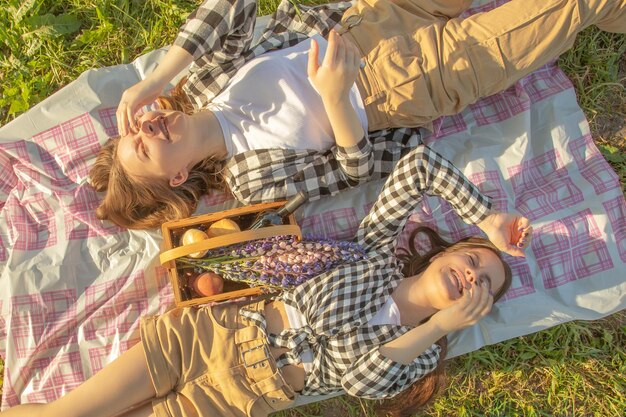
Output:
[429, 310, 461, 335]
[150, 45, 194, 86]
[322, 94, 352, 109]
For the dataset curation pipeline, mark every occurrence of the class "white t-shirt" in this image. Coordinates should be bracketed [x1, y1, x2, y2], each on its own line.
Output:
[284, 296, 402, 373]
[207, 34, 368, 157]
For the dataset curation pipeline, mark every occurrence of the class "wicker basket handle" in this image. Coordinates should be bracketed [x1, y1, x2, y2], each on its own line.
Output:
[160, 224, 302, 265]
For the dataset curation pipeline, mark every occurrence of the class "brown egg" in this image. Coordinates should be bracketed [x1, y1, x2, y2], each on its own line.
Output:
[180, 228, 209, 258]
[191, 272, 224, 297]
[207, 218, 241, 237]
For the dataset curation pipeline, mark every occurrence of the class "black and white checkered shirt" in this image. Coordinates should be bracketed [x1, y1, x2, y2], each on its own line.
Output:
[241, 145, 492, 398]
[223, 127, 421, 203]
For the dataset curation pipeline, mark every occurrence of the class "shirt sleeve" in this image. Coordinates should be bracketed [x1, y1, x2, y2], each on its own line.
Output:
[332, 137, 374, 183]
[223, 137, 374, 204]
[173, 0, 257, 61]
[355, 144, 493, 252]
[341, 344, 441, 399]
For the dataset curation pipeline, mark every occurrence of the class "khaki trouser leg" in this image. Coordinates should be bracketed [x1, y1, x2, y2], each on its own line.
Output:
[428, 0, 626, 116]
[343, 0, 472, 56]
[346, 0, 626, 130]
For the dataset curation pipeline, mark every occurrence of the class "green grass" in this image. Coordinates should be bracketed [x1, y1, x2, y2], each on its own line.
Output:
[1, 0, 625, 415]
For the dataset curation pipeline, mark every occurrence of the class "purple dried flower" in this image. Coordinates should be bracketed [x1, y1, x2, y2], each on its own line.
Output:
[177, 235, 367, 290]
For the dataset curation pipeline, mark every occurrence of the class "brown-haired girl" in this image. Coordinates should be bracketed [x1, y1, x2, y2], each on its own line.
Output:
[90, 0, 625, 231]
[5, 142, 531, 417]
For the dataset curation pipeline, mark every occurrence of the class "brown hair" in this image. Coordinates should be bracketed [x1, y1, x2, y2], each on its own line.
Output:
[90, 80, 227, 229]
[376, 226, 512, 417]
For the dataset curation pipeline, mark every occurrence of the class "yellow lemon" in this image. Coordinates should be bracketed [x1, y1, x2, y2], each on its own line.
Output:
[207, 218, 241, 237]
[180, 228, 209, 258]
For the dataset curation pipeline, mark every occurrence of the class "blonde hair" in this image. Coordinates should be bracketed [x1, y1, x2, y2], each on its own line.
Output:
[90, 80, 227, 229]
[376, 226, 512, 417]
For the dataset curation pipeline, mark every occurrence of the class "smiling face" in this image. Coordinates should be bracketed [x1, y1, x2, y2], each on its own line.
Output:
[418, 247, 507, 310]
[116, 110, 197, 186]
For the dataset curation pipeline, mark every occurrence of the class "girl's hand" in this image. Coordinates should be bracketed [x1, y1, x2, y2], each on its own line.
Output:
[430, 281, 493, 333]
[116, 77, 167, 136]
[307, 30, 361, 105]
[477, 212, 533, 257]
[116, 45, 194, 136]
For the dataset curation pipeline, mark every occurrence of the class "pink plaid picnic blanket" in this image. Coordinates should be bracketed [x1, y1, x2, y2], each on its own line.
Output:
[0, 1, 624, 408]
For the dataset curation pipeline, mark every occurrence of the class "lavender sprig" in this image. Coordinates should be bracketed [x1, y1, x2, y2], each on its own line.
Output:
[178, 235, 367, 289]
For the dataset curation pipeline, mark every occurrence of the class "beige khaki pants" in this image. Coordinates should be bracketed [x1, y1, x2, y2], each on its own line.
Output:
[342, 0, 626, 131]
[141, 300, 295, 417]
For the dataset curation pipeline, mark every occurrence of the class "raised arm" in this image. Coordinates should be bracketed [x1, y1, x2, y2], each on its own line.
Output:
[342, 280, 493, 398]
[116, 0, 257, 135]
[355, 144, 493, 252]
[380, 281, 492, 364]
[308, 30, 365, 150]
[117, 45, 194, 136]
[355, 143, 532, 257]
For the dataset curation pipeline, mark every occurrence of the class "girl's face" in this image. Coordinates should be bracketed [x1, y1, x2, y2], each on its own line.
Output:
[116, 110, 196, 186]
[418, 247, 506, 310]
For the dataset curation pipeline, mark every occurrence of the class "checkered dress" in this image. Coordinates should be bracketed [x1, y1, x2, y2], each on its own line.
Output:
[241, 145, 493, 398]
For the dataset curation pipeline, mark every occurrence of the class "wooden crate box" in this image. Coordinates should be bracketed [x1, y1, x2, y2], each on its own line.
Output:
[160, 202, 301, 307]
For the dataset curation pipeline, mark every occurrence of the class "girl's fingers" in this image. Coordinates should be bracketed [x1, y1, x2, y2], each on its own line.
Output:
[515, 217, 530, 239]
[116, 109, 125, 136]
[324, 30, 338, 68]
[466, 284, 483, 310]
[345, 38, 359, 69]
[307, 39, 320, 78]
[340, 36, 351, 66]
[479, 295, 494, 318]
[465, 283, 490, 319]
[116, 98, 130, 136]
[337, 37, 348, 69]
[517, 216, 531, 230]
[350, 41, 360, 69]
[448, 291, 471, 321]
[477, 282, 493, 313]
[523, 226, 533, 240]
[517, 226, 533, 248]
[127, 105, 138, 134]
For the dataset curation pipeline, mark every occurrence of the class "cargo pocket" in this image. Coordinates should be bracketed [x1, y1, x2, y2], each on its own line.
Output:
[366, 34, 438, 129]
[464, 37, 508, 101]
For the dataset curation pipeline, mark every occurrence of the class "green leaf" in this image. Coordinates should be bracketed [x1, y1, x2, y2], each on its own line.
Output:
[598, 144, 626, 163]
[76, 29, 99, 45]
[8, 97, 29, 116]
[24, 13, 82, 38]
[50, 14, 82, 36]
[95, 5, 110, 26]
